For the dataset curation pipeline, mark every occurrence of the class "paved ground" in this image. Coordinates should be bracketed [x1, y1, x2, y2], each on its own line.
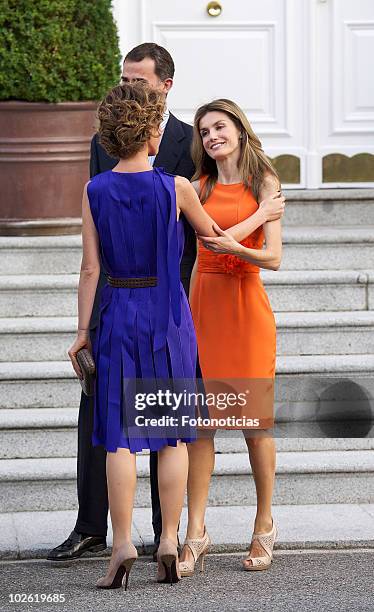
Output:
[0, 549, 373, 612]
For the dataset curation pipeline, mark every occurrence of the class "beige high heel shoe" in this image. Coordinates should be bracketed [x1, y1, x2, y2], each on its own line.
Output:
[242, 518, 277, 571]
[96, 542, 138, 590]
[179, 526, 211, 577]
[157, 538, 180, 584]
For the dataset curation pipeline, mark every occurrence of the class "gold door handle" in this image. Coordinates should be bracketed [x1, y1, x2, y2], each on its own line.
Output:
[207, 1, 222, 17]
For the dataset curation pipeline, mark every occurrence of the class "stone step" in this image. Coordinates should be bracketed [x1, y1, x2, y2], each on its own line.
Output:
[0, 362, 81, 409]
[276, 311, 374, 355]
[0, 274, 79, 317]
[0, 357, 373, 414]
[2, 224, 374, 274]
[281, 227, 374, 270]
[262, 270, 372, 312]
[0, 317, 76, 362]
[1, 408, 373, 459]
[0, 427, 77, 460]
[1, 450, 373, 512]
[1, 408, 374, 458]
[2, 429, 374, 461]
[206, 450, 374, 507]
[2, 311, 374, 362]
[0, 270, 372, 316]
[0, 408, 78, 459]
[214, 435, 374, 454]
[0, 407, 78, 428]
[0, 235, 82, 276]
[282, 188, 374, 226]
[275, 354, 374, 374]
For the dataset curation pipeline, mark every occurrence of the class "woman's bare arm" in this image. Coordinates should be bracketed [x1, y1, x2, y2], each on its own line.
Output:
[202, 222, 281, 270]
[192, 176, 284, 243]
[77, 183, 101, 332]
[176, 176, 218, 237]
[187, 183, 200, 300]
[223, 197, 283, 242]
[225, 170, 284, 241]
[67, 183, 101, 378]
[199, 173, 283, 271]
[236, 219, 281, 270]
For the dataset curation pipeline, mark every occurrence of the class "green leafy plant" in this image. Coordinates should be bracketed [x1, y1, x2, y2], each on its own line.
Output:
[0, 0, 121, 102]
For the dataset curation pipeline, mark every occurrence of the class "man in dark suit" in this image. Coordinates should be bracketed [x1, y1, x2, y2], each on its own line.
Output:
[47, 43, 196, 561]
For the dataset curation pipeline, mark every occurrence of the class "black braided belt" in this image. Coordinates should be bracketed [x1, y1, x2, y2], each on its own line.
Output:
[106, 275, 158, 288]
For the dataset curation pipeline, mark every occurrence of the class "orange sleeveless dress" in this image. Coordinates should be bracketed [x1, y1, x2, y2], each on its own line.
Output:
[190, 179, 276, 384]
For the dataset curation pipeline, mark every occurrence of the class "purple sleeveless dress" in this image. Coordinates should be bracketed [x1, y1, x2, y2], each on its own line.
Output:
[87, 167, 197, 453]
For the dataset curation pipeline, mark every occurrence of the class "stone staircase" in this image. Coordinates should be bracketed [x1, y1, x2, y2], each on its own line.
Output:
[0, 188, 374, 531]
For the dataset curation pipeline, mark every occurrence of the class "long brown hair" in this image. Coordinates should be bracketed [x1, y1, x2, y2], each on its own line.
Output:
[191, 99, 279, 203]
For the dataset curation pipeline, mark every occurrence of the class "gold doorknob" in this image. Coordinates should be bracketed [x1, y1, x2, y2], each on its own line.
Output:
[207, 1, 222, 17]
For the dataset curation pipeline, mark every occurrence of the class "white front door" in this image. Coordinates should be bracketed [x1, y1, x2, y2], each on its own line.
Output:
[113, 0, 374, 188]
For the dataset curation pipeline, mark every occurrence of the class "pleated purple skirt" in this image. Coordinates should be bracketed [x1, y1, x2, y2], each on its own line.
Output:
[87, 167, 197, 453]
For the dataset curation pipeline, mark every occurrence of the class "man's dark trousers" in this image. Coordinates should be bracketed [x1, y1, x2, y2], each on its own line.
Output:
[74, 114, 196, 544]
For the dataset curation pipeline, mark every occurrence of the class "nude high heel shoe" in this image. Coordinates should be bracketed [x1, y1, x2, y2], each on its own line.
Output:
[96, 542, 138, 590]
[179, 526, 211, 577]
[242, 518, 277, 571]
[157, 538, 180, 585]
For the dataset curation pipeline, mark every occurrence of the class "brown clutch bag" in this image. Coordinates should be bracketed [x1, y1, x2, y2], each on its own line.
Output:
[76, 348, 96, 396]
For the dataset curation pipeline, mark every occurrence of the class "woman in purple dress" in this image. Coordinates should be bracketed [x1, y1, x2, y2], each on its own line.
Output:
[67, 82, 222, 589]
[68, 82, 285, 590]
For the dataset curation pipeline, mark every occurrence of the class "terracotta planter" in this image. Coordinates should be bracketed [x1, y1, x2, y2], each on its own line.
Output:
[0, 101, 97, 235]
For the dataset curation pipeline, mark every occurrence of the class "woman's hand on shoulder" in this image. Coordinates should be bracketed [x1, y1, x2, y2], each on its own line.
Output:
[258, 173, 285, 223]
[259, 192, 285, 223]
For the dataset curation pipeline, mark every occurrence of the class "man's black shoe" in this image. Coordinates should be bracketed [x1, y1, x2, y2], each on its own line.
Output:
[46, 530, 107, 561]
[152, 545, 159, 562]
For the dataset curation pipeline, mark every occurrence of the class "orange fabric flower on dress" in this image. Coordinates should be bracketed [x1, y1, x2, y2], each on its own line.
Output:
[222, 236, 257, 276]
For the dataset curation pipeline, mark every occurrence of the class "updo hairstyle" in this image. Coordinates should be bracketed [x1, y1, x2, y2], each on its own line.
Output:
[98, 81, 165, 159]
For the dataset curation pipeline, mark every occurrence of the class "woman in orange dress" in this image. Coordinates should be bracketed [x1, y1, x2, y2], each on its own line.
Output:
[179, 99, 283, 574]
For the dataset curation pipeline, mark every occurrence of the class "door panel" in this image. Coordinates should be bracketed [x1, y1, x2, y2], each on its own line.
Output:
[316, 0, 374, 185]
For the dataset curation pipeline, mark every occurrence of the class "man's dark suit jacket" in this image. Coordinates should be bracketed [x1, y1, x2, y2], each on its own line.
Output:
[89, 112, 196, 331]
